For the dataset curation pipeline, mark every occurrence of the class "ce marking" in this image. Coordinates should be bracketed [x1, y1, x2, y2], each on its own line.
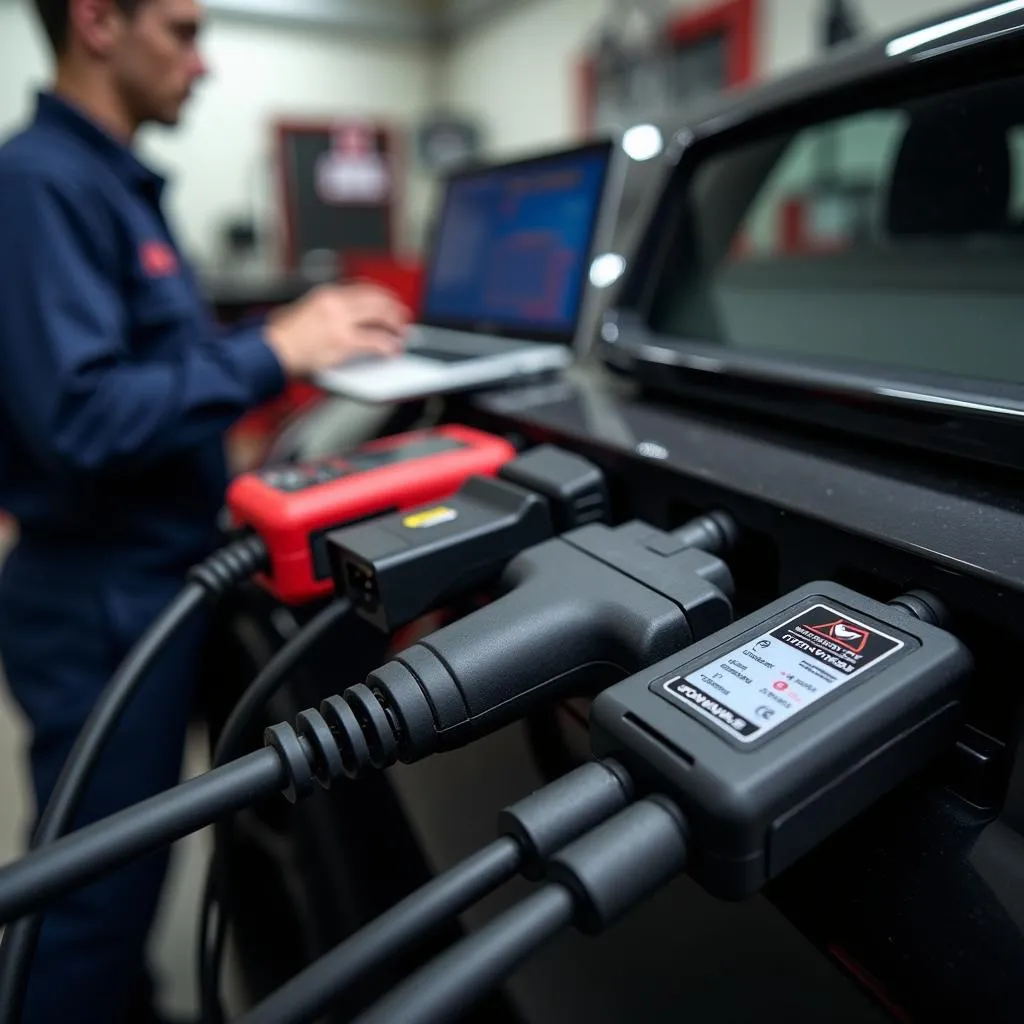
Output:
[755, 706, 776, 722]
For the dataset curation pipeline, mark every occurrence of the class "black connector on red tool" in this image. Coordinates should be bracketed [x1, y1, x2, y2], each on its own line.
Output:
[327, 445, 608, 632]
[227, 425, 517, 605]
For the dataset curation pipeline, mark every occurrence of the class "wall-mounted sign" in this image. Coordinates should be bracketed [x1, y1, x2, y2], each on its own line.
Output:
[315, 123, 392, 205]
[275, 119, 398, 270]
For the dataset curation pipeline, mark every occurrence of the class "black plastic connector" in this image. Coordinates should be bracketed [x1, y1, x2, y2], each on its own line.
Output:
[497, 444, 608, 534]
[328, 478, 548, 633]
[363, 517, 735, 765]
[327, 445, 606, 633]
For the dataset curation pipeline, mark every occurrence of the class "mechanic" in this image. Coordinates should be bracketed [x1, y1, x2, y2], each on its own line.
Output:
[0, 1, 410, 1021]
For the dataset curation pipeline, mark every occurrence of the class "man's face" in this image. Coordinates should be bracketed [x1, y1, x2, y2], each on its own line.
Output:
[109, 0, 208, 127]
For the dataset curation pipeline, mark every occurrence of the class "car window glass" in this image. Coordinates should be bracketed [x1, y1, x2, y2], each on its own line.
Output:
[649, 75, 1024, 386]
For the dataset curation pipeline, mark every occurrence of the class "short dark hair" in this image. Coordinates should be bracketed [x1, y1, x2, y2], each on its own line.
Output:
[34, 0, 145, 55]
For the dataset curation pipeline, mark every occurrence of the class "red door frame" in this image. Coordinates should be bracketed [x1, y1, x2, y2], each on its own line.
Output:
[578, 0, 757, 135]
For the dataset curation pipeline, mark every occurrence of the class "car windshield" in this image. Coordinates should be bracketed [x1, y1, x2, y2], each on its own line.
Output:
[647, 74, 1024, 386]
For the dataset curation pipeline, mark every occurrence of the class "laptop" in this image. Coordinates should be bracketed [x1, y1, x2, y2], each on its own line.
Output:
[314, 140, 614, 403]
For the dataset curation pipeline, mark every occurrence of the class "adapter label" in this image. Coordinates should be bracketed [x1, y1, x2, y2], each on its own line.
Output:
[402, 506, 459, 530]
[654, 604, 904, 744]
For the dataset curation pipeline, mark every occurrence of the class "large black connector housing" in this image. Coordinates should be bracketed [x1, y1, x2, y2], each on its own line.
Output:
[364, 518, 735, 764]
[589, 582, 972, 900]
[327, 445, 607, 633]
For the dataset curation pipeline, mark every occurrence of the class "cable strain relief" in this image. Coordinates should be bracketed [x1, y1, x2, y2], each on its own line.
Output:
[320, 696, 373, 780]
[547, 796, 689, 935]
[673, 511, 739, 556]
[188, 535, 269, 597]
[366, 660, 438, 764]
[597, 757, 635, 798]
[890, 590, 949, 628]
[498, 759, 635, 881]
[264, 723, 317, 804]
[295, 710, 345, 789]
[343, 684, 401, 771]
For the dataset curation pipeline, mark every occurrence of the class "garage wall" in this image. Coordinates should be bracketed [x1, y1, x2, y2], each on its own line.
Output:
[0, 0, 976, 263]
[0, 1, 436, 267]
[440, 0, 973, 159]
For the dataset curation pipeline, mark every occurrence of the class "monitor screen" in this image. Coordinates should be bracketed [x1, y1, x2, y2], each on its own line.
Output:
[422, 145, 612, 338]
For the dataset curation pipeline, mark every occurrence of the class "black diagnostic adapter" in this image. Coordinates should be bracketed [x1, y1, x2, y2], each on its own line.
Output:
[589, 581, 972, 900]
[327, 445, 608, 632]
[353, 514, 736, 766]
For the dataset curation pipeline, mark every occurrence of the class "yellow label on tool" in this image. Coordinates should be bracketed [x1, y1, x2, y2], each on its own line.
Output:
[402, 506, 459, 530]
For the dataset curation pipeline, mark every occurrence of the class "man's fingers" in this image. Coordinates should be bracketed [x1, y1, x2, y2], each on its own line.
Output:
[344, 330, 404, 357]
[346, 288, 411, 328]
[357, 312, 409, 338]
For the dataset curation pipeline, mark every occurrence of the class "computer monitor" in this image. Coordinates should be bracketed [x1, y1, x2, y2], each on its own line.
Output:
[421, 141, 614, 342]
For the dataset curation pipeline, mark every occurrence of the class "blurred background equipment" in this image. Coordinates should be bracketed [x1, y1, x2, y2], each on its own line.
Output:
[576, 0, 758, 340]
[823, 0, 864, 49]
[581, 0, 756, 135]
[416, 113, 484, 175]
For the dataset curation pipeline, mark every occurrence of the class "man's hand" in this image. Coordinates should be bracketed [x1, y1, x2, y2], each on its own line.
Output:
[264, 283, 410, 377]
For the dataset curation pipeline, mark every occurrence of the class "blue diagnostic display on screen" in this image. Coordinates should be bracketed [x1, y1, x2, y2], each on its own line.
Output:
[422, 147, 611, 336]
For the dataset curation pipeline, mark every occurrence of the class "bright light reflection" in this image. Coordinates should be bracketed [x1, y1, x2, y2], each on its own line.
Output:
[590, 253, 627, 289]
[886, 1, 1024, 56]
[622, 124, 664, 162]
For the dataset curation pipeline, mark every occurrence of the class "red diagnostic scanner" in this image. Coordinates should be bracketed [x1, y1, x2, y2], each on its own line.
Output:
[227, 425, 517, 605]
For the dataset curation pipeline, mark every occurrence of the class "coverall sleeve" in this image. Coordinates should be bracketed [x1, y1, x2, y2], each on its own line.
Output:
[0, 173, 287, 475]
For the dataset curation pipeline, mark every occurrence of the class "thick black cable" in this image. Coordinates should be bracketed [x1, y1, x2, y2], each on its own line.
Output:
[235, 759, 633, 1024]
[214, 600, 353, 771]
[199, 599, 352, 1024]
[0, 582, 207, 1021]
[237, 837, 523, 1024]
[0, 749, 284, 927]
[350, 796, 689, 1024]
[0, 535, 267, 1022]
[351, 885, 576, 1024]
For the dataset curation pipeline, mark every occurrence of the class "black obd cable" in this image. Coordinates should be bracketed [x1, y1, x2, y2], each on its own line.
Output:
[0, 513, 736, 927]
[0, 535, 269, 1024]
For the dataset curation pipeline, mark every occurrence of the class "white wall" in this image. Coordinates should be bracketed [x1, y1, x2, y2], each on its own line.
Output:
[0, 1, 436, 267]
[440, 0, 974, 160]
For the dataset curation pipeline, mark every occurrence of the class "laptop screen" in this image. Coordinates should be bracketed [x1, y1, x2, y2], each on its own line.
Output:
[421, 144, 612, 340]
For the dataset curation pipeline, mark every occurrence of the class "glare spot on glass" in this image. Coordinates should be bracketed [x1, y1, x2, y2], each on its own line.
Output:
[601, 321, 620, 343]
[885, 1, 1024, 56]
[636, 441, 669, 460]
[622, 124, 664, 162]
[590, 253, 627, 289]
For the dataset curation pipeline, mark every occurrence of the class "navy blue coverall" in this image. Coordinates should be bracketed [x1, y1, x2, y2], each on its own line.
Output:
[0, 93, 287, 1022]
